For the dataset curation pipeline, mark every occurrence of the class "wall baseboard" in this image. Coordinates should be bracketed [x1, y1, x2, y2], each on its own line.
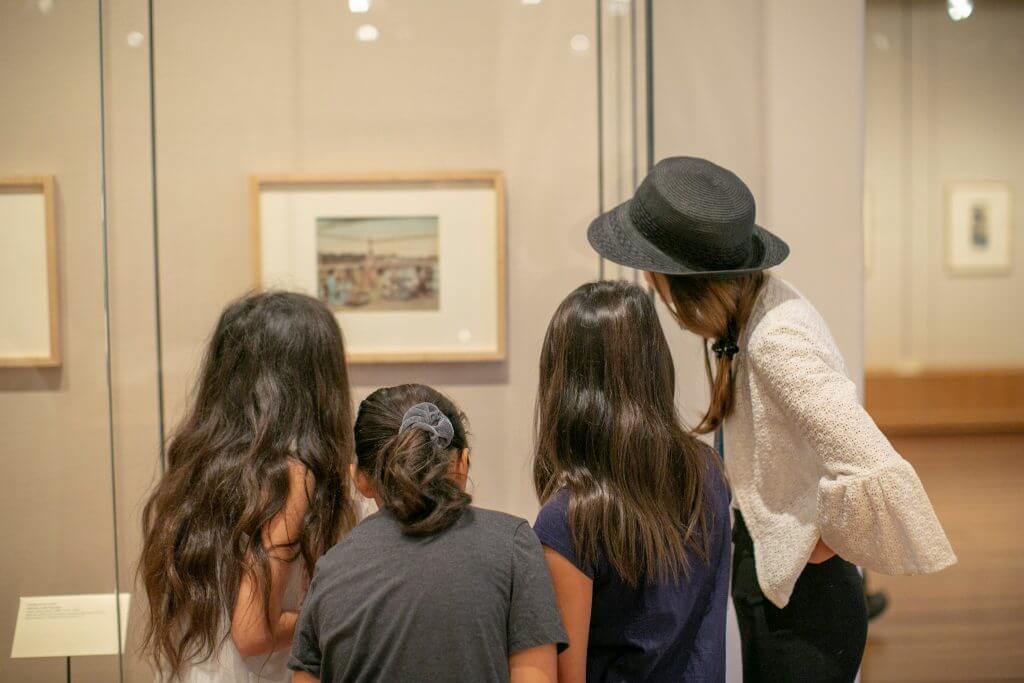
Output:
[865, 368, 1024, 435]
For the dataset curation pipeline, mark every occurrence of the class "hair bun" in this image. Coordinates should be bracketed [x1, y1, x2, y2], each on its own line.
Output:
[399, 402, 455, 449]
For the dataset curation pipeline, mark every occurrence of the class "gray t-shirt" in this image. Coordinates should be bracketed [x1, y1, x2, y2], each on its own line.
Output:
[289, 506, 568, 682]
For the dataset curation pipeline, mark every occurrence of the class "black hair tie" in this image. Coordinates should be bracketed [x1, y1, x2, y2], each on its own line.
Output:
[711, 338, 740, 359]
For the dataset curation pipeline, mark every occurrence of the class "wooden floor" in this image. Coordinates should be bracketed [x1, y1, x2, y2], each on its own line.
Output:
[861, 434, 1024, 682]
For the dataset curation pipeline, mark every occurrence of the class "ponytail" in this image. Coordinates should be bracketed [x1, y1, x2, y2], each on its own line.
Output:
[355, 385, 471, 535]
[658, 272, 766, 434]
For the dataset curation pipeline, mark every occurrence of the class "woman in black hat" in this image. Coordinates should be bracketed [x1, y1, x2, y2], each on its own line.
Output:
[589, 157, 957, 682]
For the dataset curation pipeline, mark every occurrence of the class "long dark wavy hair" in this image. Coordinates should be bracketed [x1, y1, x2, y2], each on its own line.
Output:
[354, 384, 471, 536]
[138, 291, 357, 679]
[533, 280, 717, 586]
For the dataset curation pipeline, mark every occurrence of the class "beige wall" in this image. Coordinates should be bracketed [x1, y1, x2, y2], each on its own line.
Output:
[865, 0, 1024, 370]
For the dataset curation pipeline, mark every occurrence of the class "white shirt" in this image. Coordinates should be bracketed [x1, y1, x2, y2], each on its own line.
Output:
[173, 561, 304, 683]
[724, 276, 956, 608]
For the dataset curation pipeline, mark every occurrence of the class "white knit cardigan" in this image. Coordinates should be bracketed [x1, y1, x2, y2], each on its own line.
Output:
[723, 276, 956, 608]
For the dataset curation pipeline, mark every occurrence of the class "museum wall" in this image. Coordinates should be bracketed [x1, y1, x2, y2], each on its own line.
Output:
[865, 0, 1024, 370]
[0, 3, 123, 681]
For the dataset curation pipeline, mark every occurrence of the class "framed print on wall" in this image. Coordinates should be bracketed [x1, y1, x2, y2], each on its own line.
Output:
[946, 181, 1013, 276]
[251, 172, 506, 363]
[0, 177, 60, 367]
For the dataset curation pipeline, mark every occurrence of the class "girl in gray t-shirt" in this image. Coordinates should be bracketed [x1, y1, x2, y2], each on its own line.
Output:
[289, 384, 567, 683]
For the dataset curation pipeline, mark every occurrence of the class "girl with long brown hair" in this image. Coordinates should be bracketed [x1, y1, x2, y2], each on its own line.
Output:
[288, 384, 567, 683]
[138, 291, 357, 682]
[532, 280, 732, 682]
[589, 156, 956, 682]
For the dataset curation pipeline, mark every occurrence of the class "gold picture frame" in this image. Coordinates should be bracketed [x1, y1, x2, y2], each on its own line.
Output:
[0, 176, 60, 368]
[250, 171, 506, 364]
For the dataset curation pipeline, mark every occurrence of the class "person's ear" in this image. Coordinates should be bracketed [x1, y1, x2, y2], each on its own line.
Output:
[351, 463, 376, 500]
[452, 448, 470, 489]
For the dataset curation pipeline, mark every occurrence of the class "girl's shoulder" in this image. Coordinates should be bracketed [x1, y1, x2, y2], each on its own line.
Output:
[338, 505, 530, 546]
[313, 506, 535, 579]
[746, 277, 836, 357]
[751, 277, 813, 327]
[695, 443, 731, 512]
[534, 489, 571, 532]
[462, 505, 533, 538]
[532, 489, 594, 578]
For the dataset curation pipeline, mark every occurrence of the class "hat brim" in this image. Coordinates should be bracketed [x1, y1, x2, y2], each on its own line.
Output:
[587, 200, 790, 278]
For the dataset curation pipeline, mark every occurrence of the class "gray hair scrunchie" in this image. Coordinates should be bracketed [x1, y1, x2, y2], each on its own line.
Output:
[399, 402, 454, 449]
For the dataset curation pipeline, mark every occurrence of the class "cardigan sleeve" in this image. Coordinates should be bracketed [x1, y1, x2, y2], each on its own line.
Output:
[748, 321, 957, 576]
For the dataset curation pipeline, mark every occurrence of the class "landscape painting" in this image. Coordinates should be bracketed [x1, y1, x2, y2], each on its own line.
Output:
[254, 171, 504, 363]
[316, 215, 439, 311]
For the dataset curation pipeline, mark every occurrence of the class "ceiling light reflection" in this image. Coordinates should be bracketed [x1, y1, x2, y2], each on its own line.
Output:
[606, 0, 630, 17]
[569, 34, 590, 53]
[356, 24, 379, 42]
[947, 0, 973, 21]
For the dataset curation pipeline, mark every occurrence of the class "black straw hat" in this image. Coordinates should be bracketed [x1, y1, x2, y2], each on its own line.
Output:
[588, 156, 789, 277]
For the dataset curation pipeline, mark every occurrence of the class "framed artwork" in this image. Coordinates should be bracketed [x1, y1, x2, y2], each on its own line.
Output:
[0, 177, 60, 367]
[945, 181, 1013, 276]
[251, 172, 506, 363]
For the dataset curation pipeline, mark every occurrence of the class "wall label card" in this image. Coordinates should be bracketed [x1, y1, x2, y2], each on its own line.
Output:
[10, 593, 130, 659]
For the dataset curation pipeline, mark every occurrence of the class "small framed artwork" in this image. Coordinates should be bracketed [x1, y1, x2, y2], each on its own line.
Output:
[946, 181, 1013, 276]
[251, 172, 506, 363]
[0, 177, 60, 368]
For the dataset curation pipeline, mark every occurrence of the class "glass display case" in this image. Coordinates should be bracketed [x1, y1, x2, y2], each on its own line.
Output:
[0, 1, 650, 680]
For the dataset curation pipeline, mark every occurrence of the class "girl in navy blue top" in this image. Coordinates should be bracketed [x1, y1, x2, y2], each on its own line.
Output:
[532, 281, 731, 682]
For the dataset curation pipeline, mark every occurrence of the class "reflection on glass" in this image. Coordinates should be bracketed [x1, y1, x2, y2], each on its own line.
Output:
[947, 0, 973, 22]
[570, 33, 590, 53]
[356, 24, 379, 42]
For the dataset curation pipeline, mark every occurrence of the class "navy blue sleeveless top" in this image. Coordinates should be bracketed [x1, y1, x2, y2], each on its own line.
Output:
[533, 451, 731, 682]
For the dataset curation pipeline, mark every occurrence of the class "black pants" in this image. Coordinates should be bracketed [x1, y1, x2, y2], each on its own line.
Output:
[732, 512, 867, 682]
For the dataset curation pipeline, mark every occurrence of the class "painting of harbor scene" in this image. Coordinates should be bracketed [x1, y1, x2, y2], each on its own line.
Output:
[317, 215, 439, 311]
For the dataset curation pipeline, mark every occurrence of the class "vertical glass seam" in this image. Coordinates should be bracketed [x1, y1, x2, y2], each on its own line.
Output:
[147, 0, 168, 473]
[645, 0, 654, 171]
[96, 1, 124, 679]
[597, 0, 606, 281]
